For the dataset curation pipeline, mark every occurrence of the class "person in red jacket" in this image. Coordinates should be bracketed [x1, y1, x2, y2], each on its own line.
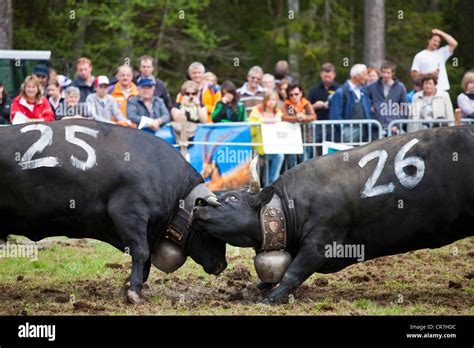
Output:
[10, 75, 55, 124]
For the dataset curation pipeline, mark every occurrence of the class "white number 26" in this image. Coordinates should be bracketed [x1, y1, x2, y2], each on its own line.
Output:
[358, 138, 425, 198]
[18, 124, 99, 171]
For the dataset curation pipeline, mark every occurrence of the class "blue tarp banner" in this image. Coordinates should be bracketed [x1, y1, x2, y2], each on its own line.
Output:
[151, 124, 253, 191]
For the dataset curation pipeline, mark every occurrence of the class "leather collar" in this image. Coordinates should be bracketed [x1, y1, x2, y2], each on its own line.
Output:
[259, 193, 287, 251]
[165, 183, 216, 248]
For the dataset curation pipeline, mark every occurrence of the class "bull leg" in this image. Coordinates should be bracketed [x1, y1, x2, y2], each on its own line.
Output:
[256, 282, 276, 291]
[109, 207, 150, 304]
[143, 258, 151, 283]
[264, 244, 326, 304]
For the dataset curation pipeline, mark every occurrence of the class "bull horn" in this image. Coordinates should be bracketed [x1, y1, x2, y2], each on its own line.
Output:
[206, 195, 221, 206]
[248, 156, 261, 194]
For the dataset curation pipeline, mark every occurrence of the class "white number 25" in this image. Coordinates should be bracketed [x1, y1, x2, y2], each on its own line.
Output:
[358, 138, 425, 198]
[18, 124, 99, 171]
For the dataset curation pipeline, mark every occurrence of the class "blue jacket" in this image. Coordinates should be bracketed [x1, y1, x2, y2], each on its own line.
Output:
[366, 78, 408, 127]
[126, 96, 170, 127]
[329, 81, 371, 121]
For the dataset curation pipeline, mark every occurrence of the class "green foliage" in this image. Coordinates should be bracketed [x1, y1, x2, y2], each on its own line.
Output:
[11, 0, 472, 99]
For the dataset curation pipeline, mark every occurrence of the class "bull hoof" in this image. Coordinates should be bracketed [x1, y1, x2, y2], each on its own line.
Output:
[126, 290, 142, 304]
[263, 294, 287, 305]
[256, 282, 275, 291]
[257, 298, 271, 305]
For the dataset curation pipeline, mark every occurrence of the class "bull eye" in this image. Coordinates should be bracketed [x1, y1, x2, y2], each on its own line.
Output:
[225, 195, 238, 202]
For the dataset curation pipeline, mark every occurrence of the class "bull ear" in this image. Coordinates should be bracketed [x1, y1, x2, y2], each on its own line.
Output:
[258, 186, 274, 206]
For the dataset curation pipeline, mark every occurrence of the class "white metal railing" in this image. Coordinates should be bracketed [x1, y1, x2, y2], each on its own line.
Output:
[386, 119, 456, 136]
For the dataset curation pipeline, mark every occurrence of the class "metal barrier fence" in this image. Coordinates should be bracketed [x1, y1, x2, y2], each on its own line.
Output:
[386, 118, 473, 136]
[184, 120, 384, 185]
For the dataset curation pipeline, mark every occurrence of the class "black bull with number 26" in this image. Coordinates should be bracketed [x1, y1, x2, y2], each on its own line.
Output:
[192, 126, 474, 303]
[0, 119, 227, 303]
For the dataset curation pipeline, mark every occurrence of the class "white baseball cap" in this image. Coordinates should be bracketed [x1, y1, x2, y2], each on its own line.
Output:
[95, 75, 110, 86]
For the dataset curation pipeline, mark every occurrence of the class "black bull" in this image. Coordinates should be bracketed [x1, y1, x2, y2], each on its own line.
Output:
[0, 119, 226, 303]
[192, 126, 474, 303]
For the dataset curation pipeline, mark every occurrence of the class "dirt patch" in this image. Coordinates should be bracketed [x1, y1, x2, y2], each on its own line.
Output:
[225, 264, 252, 281]
[1, 237, 472, 315]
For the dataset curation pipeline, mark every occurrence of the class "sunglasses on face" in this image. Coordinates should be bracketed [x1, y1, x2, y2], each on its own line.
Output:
[184, 92, 198, 96]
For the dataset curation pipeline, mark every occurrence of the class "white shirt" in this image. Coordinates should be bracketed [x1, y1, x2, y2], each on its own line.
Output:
[411, 45, 452, 91]
[347, 80, 361, 100]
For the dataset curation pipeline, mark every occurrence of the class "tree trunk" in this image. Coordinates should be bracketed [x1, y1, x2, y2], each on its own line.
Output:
[287, 0, 300, 81]
[0, 0, 13, 49]
[363, 0, 385, 69]
[73, 0, 89, 59]
[155, 0, 170, 68]
[263, 0, 283, 70]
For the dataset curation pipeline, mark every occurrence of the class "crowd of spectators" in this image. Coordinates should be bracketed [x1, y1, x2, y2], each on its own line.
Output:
[1, 28, 473, 184]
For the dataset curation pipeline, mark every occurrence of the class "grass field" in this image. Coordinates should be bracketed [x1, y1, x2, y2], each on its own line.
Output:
[0, 236, 473, 315]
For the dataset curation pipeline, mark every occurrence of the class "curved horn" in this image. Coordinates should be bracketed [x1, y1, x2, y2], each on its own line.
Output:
[206, 195, 221, 206]
[248, 156, 261, 194]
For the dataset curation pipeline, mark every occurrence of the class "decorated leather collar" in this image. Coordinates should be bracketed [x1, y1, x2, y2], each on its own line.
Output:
[259, 193, 287, 251]
[165, 183, 217, 248]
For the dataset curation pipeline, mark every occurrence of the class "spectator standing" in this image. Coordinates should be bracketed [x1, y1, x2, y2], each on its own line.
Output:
[274, 60, 294, 83]
[70, 57, 95, 102]
[201, 72, 222, 122]
[409, 74, 454, 132]
[249, 91, 284, 184]
[308, 63, 340, 121]
[212, 80, 246, 122]
[171, 80, 208, 157]
[48, 67, 58, 84]
[33, 64, 49, 96]
[109, 65, 138, 120]
[237, 66, 264, 110]
[46, 79, 64, 117]
[86, 76, 130, 124]
[457, 70, 474, 118]
[261, 74, 276, 92]
[366, 61, 408, 135]
[411, 29, 458, 91]
[329, 64, 371, 142]
[10, 76, 55, 123]
[0, 82, 12, 124]
[171, 80, 208, 124]
[126, 78, 170, 130]
[366, 67, 379, 85]
[407, 76, 422, 103]
[135, 55, 172, 110]
[277, 78, 290, 109]
[55, 86, 92, 120]
[283, 82, 316, 165]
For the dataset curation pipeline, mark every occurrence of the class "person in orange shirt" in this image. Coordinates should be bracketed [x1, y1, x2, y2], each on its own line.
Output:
[282, 82, 317, 167]
[108, 65, 138, 121]
[201, 72, 221, 122]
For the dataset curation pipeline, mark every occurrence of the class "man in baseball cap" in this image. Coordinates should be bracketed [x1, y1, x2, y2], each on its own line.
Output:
[86, 75, 130, 125]
[33, 64, 49, 96]
[126, 78, 170, 130]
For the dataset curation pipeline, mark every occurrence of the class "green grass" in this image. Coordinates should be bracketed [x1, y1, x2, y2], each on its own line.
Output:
[0, 236, 473, 315]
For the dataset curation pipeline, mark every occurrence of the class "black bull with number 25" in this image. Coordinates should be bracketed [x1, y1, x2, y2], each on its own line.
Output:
[192, 126, 474, 303]
[0, 119, 227, 304]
